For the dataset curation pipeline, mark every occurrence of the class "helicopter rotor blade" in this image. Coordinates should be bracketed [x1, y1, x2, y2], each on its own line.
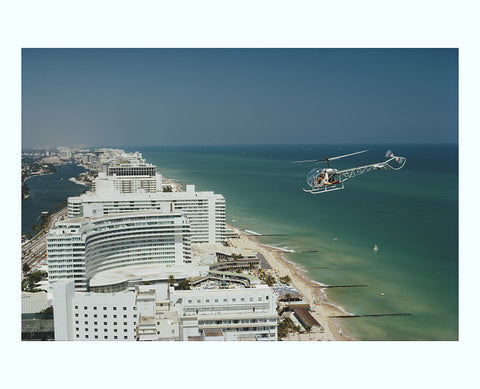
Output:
[291, 159, 322, 164]
[327, 149, 369, 161]
[292, 149, 369, 164]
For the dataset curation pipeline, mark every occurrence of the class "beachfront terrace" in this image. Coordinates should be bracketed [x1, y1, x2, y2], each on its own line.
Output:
[192, 279, 246, 290]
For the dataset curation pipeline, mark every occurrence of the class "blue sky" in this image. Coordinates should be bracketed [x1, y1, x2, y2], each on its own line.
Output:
[22, 48, 458, 148]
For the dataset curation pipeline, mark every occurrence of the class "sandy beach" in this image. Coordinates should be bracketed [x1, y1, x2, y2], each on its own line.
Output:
[229, 229, 354, 341]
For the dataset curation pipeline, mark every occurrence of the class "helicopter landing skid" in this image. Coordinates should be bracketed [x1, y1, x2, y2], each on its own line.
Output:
[303, 183, 345, 194]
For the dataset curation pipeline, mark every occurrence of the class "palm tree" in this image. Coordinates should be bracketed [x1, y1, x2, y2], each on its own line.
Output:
[168, 275, 175, 286]
[22, 263, 30, 274]
[305, 325, 312, 341]
[284, 293, 292, 306]
[264, 274, 275, 287]
[280, 275, 291, 285]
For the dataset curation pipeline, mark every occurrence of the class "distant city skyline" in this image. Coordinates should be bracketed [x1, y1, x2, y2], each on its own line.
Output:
[22, 48, 458, 148]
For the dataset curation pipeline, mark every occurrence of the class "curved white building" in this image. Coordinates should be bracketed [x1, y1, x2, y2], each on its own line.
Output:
[47, 208, 191, 291]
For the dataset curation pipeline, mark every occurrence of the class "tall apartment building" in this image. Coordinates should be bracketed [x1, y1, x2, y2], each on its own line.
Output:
[47, 208, 191, 291]
[53, 281, 138, 341]
[67, 185, 226, 244]
[92, 172, 163, 194]
[107, 162, 156, 176]
[83, 149, 163, 194]
[87, 149, 149, 173]
[53, 281, 277, 341]
[57, 146, 72, 160]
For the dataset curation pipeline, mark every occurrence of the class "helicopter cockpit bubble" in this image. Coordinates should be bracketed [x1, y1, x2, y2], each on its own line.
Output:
[307, 168, 322, 187]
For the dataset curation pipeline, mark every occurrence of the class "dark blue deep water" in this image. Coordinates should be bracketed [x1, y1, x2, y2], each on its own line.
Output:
[22, 164, 87, 235]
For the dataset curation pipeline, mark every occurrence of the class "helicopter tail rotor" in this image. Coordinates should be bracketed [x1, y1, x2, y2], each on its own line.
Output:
[385, 150, 406, 170]
[385, 150, 401, 163]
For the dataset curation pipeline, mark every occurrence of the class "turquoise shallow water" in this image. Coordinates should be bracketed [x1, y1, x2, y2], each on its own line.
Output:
[135, 143, 458, 341]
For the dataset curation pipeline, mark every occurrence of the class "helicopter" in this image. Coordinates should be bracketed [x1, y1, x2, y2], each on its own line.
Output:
[292, 149, 406, 194]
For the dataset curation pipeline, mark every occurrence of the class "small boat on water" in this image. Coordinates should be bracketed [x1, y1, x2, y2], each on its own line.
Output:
[373, 244, 379, 252]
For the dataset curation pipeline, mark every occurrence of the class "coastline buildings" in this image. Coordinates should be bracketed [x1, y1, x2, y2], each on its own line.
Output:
[57, 146, 72, 160]
[48, 149, 225, 291]
[53, 280, 277, 341]
[44, 148, 277, 341]
[67, 148, 226, 244]
[92, 172, 162, 194]
[82, 148, 163, 193]
[97, 155, 162, 194]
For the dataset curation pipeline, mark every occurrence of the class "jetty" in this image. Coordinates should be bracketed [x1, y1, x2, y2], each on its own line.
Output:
[249, 233, 288, 236]
[313, 284, 368, 289]
[329, 313, 411, 318]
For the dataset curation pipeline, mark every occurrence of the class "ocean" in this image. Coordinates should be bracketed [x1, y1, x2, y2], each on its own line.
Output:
[20, 145, 457, 340]
[135, 143, 458, 341]
[21, 164, 87, 235]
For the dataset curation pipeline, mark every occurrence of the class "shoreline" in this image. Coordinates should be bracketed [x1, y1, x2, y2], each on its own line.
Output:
[68, 177, 88, 186]
[23, 171, 56, 184]
[228, 229, 355, 341]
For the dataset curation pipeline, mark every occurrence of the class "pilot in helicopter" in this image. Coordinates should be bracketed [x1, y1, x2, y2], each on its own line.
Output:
[315, 168, 339, 186]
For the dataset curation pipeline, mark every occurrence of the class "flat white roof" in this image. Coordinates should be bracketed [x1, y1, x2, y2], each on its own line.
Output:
[57, 210, 184, 224]
[89, 264, 209, 288]
[71, 187, 223, 201]
[191, 243, 256, 258]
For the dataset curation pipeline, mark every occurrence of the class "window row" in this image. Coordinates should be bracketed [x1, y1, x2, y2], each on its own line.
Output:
[75, 305, 131, 311]
[75, 327, 132, 332]
[186, 296, 268, 304]
[75, 334, 130, 340]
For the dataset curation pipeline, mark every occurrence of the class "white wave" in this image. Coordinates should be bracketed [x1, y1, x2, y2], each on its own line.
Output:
[245, 229, 262, 236]
[259, 243, 296, 253]
[324, 301, 352, 316]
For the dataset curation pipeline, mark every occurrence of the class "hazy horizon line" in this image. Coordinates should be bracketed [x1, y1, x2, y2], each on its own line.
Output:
[22, 141, 458, 151]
